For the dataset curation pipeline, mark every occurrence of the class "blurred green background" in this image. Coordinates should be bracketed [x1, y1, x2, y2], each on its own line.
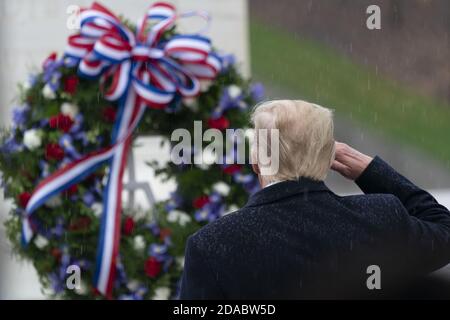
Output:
[248, 0, 450, 191]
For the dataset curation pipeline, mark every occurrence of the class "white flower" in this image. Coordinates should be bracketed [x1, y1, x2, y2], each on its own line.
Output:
[152, 287, 171, 300]
[91, 202, 103, 217]
[133, 235, 146, 251]
[45, 195, 62, 208]
[228, 85, 242, 99]
[75, 281, 89, 295]
[126, 279, 140, 292]
[42, 83, 56, 99]
[182, 97, 197, 107]
[23, 129, 42, 150]
[183, 97, 199, 112]
[199, 80, 212, 92]
[167, 210, 179, 223]
[212, 181, 230, 197]
[176, 256, 185, 268]
[34, 235, 49, 249]
[22, 80, 32, 91]
[178, 211, 192, 226]
[167, 210, 192, 227]
[61, 102, 79, 119]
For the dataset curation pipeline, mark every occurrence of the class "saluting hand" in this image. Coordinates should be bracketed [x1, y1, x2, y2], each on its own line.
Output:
[331, 142, 373, 180]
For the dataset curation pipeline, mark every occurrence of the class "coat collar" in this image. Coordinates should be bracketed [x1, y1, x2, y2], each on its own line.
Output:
[245, 177, 332, 208]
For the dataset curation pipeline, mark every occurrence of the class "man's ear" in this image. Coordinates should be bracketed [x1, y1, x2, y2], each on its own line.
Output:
[251, 163, 260, 175]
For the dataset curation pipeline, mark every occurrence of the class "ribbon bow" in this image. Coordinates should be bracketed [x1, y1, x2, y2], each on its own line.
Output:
[22, 1, 221, 298]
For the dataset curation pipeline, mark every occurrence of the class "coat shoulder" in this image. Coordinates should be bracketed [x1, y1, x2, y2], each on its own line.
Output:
[188, 208, 251, 252]
[338, 192, 408, 226]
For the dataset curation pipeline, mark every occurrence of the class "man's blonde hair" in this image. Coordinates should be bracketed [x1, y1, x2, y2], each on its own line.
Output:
[251, 99, 335, 182]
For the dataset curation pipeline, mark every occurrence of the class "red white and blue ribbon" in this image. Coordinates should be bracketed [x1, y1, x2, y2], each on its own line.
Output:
[22, 1, 222, 298]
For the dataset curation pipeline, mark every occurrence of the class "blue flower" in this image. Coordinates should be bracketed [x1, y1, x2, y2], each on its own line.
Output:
[148, 243, 173, 272]
[145, 222, 161, 237]
[165, 191, 183, 211]
[194, 193, 226, 222]
[250, 83, 264, 102]
[12, 104, 30, 129]
[69, 114, 84, 134]
[28, 74, 38, 88]
[211, 84, 248, 120]
[219, 53, 235, 71]
[115, 257, 128, 286]
[148, 243, 168, 261]
[49, 272, 65, 294]
[39, 160, 50, 178]
[73, 259, 91, 270]
[118, 284, 148, 300]
[49, 249, 72, 294]
[0, 136, 23, 154]
[51, 218, 65, 238]
[43, 59, 65, 91]
[59, 134, 81, 160]
[82, 192, 95, 207]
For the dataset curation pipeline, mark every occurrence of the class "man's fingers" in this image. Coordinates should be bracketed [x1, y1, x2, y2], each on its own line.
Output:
[331, 160, 349, 173]
[333, 142, 349, 160]
[332, 141, 373, 180]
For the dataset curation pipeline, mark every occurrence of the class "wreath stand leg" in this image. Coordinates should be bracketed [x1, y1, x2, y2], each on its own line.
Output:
[123, 148, 156, 212]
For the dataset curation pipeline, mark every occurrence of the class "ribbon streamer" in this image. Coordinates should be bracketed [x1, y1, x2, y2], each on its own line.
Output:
[23, 1, 221, 298]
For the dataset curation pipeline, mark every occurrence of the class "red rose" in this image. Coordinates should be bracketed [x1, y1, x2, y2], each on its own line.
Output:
[18, 192, 32, 208]
[102, 106, 117, 123]
[192, 195, 210, 209]
[49, 114, 74, 133]
[123, 217, 135, 236]
[144, 257, 162, 278]
[63, 75, 79, 95]
[50, 248, 62, 262]
[64, 184, 78, 196]
[208, 116, 230, 130]
[91, 287, 102, 297]
[159, 228, 172, 241]
[42, 52, 57, 69]
[223, 164, 242, 175]
[45, 143, 65, 161]
[68, 216, 91, 231]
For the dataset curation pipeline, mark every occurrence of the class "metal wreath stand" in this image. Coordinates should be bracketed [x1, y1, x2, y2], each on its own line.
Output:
[123, 148, 157, 212]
